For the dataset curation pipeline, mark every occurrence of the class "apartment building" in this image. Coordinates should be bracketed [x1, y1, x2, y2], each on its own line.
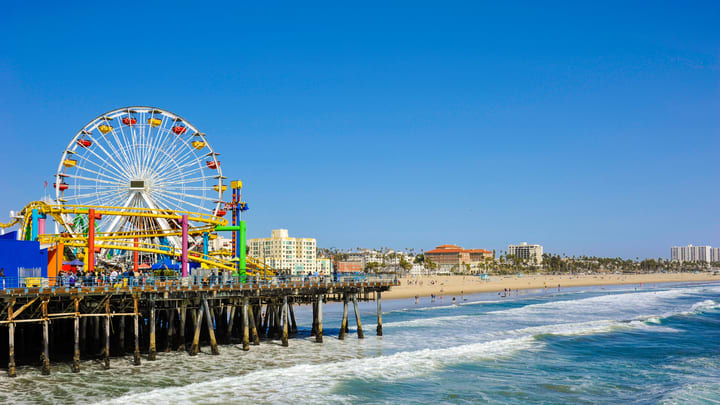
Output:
[507, 242, 543, 264]
[671, 245, 712, 263]
[248, 229, 318, 275]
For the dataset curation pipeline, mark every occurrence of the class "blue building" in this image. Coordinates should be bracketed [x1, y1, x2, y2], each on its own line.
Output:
[0, 231, 48, 288]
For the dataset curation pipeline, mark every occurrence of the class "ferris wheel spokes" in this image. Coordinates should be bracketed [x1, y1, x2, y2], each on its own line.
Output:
[56, 107, 223, 262]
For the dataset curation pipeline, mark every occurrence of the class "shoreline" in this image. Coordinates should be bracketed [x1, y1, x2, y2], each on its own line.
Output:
[382, 272, 720, 300]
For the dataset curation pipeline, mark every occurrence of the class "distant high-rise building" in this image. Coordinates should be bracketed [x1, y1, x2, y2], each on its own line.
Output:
[507, 242, 543, 264]
[712, 248, 720, 263]
[671, 245, 712, 262]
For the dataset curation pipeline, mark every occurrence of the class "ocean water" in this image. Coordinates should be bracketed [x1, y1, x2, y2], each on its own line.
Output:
[1, 282, 719, 404]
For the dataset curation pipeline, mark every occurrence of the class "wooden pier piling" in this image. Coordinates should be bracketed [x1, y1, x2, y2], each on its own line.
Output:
[133, 297, 141, 366]
[281, 296, 289, 347]
[178, 301, 187, 352]
[167, 308, 175, 351]
[148, 300, 156, 360]
[376, 291, 383, 336]
[104, 300, 110, 369]
[311, 300, 317, 337]
[202, 299, 219, 355]
[119, 316, 125, 354]
[288, 300, 297, 334]
[353, 294, 364, 339]
[7, 300, 15, 377]
[226, 303, 236, 344]
[248, 303, 260, 345]
[315, 295, 323, 343]
[41, 299, 50, 375]
[190, 306, 203, 356]
[242, 298, 250, 351]
[72, 298, 80, 373]
[339, 294, 348, 340]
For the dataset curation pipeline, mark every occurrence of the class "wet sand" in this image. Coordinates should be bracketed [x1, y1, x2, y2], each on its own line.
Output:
[383, 272, 720, 300]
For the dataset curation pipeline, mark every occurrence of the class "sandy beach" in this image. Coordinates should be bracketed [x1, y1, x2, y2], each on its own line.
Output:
[383, 272, 720, 300]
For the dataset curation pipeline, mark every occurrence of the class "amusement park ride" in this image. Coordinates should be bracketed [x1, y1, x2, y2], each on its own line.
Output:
[0, 106, 273, 281]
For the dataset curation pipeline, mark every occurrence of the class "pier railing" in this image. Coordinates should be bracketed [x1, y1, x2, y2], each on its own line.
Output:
[0, 273, 398, 295]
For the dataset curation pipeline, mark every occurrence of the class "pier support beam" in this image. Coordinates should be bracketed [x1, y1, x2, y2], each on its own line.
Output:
[376, 291, 383, 336]
[166, 309, 175, 352]
[72, 298, 80, 373]
[281, 296, 289, 347]
[226, 303, 236, 344]
[42, 319, 50, 375]
[242, 298, 250, 351]
[7, 300, 15, 377]
[339, 295, 349, 340]
[260, 303, 270, 338]
[93, 316, 100, 355]
[148, 300, 156, 360]
[289, 299, 297, 334]
[41, 299, 50, 375]
[315, 295, 323, 343]
[178, 301, 187, 352]
[248, 303, 260, 345]
[203, 299, 219, 355]
[8, 322, 15, 377]
[353, 294, 364, 339]
[104, 300, 110, 369]
[190, 307, 204, 356]
[80, 317, 87, 355]
[311, 300, 317, 337]
[119, 316, 125, 354]
[133, 298, 141, 366]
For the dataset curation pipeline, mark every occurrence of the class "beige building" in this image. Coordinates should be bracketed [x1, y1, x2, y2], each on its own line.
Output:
[248, 229, 319, 275]
[316, 257, 333, 275]
[425, 244, 493, 270]
[508, 242, 543, 264]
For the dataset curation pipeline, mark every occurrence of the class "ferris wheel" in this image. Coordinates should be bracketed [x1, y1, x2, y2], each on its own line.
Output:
[54, 106, 224, 253]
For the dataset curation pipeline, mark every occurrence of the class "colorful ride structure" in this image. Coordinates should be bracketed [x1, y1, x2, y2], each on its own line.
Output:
[0, 107, 272, 285]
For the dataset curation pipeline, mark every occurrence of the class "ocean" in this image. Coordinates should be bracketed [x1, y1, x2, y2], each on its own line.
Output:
[1, 282, 718, 404]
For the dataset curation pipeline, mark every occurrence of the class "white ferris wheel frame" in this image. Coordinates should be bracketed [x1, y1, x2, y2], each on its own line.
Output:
[54, 106, 224, 249]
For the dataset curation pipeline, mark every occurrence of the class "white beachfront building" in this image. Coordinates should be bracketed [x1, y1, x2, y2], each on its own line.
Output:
[508, 242, 543, 264]
[671, 245, 712, 263]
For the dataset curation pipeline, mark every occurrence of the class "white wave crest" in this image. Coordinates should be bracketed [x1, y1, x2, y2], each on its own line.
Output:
[102, 336, 536, 405]
[689, 300, 720, 314]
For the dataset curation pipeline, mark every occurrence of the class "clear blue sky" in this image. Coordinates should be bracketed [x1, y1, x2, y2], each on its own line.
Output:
[1, 2, 718, 259]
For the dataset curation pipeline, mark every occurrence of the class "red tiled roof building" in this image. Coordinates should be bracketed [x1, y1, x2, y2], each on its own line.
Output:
[425, 244, 493, 267]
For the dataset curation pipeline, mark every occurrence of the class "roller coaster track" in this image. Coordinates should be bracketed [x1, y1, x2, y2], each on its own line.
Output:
[3, 201, 274, 276]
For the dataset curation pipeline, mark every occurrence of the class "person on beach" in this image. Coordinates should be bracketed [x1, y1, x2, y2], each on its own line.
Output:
[0, 268, 4, 289]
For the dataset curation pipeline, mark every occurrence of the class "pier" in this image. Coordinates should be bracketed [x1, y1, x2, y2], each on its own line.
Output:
[0, 278, 397, 377]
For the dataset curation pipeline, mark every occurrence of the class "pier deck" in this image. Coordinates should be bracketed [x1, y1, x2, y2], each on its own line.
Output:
[0, 278, 398, 376]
